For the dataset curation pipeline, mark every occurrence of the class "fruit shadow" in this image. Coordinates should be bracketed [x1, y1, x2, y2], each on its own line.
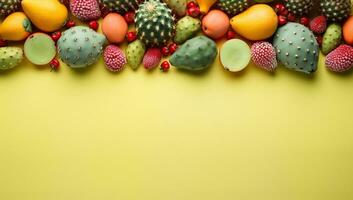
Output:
[173, 63, 213, 78]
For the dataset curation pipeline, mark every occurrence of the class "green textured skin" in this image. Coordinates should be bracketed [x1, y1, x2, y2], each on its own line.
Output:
[99, 0, 140, 14]
[217, 0, 249, 16]
[170, 36, 217, 71]
[284, 0, 313, 16]
[0, 47, 23, 70]
[163, 0, 186, 16]
[321, 0, 351, 22]
[57, 26, 106, 68]
[174, 16, 201, 44]
[273, 22, 319, 74]
[322, 23, 342, 55]
[0, 0, 21, 17]
[135, 0, 175, 47]
[126, 40, 146, 70]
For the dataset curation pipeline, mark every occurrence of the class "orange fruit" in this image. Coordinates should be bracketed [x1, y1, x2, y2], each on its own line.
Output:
[343, 16, 353, 45]
[202, 10, 229, 39]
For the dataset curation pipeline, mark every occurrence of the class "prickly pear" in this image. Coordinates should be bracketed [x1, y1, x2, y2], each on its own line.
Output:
[0, 47, 23, 70]
[174, 16, 201, 44]
[126, 39, 146, 70]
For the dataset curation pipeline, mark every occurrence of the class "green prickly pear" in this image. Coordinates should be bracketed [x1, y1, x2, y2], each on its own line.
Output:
[174, 16, 201, 44]
[322, 23, 342, 55]
[126, 40, 146, 70]
[0, 47, 23, 70]
[163, 0, 186, 16]
[170, 36, 217, 71]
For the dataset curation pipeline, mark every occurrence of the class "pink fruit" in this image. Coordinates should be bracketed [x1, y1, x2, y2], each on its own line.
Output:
[143, 48, 162, 70]
[325, 44, 353, 72]
[309, 15, 327, 34]
[251, 41, 277, 72]
[102, 13, 128, 43]
[70, 0, 101, 21]
[202, 10, 229, 40]
[103, 45, 126, 72]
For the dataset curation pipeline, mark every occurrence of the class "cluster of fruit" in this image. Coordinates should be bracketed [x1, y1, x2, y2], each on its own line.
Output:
[0, 0, 352, 74]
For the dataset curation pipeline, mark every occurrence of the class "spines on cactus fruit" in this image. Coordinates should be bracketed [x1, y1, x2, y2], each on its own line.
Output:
[320, 0, 351, 22]
[283, 0, 313, 16]
[126, 39, 146, 70]
[135, 0, 175, 47]
[70, 0, 101, 21]
[325, 44, 353, 72]
[0, 0, 21, 17]
[99, 0, 140, 14]
[163, 0, 186, 16]
[0, 47, 23, 70]
[103, 45, 126, 72]
[322, 23, 342, 55]
[217, 0, 249, 16]
[174, 16, 201, 44]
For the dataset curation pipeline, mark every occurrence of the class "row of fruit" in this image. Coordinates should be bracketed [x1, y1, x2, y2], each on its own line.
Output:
[0, 0, 352, 74]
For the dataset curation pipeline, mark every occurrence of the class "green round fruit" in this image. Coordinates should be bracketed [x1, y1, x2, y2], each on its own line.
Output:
[24, 33, 56, 65]
[220, 39, 251, 72]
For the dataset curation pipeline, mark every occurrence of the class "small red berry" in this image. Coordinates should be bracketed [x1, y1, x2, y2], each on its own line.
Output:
[66, 20, 76, 28]
[300, 17, 310, 26]
[226, 30, 236, 40]
[187, 1, 197, 9]
[0, 38, 8, 47]
[274, 3, 286, 14]
[126, 31, 137, 42]
[161, 46, 170, 56]
[278, 15, 287, 26]
[287, 12, 296, 22]
[168, 43, 178, 54]
[279, 8, 289, 16]
[187, 6, 200, 18]
[50, 58, 60, 71]
[160, 61, 170, 72]
[88, 20, 99, 31]
[124, 12, 135, 24]
[51, 31, 61, 42]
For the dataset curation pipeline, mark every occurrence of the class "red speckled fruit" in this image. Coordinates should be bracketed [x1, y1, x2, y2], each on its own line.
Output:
[143, 48, 162, 70]
[70, 0, 101, 21]
[309, 15, 327, 34]
[251, 41, 277, 72]
[103, 45, 126, 72]
[325, 45, 353, 72]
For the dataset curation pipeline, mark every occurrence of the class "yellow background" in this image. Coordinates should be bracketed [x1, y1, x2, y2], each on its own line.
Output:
[1, 6, 353, 199]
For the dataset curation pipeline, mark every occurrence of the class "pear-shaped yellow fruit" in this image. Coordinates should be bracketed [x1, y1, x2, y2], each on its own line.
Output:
[22, 0, 68, 32]
[230, 4, 278, 41]
[196, 0, 217, 13]
[0, 12, 32, 41]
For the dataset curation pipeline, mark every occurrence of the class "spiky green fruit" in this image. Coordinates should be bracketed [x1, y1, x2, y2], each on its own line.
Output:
[322, 23, 342, 55]
[0, 47, 23, 70]
[174, 16, 201, 44]
[126, 39, 146, 70]
[273, 22, 319, 74]
[170, 36, 217, 71]
[135, 0, 175, 46]
[99, 0, 140, 14]
[163, 0, 186, 16]
[0, 0, 21, 18]
[217, 0, 249, 16]
[284, 0, 313, 16]
[320, 0, 351, 22]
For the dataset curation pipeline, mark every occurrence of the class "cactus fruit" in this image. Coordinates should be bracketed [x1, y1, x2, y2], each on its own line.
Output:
[217, 0, 249, 16]
[163, 0, 186, 16]
[322, 23, 342, 55]
[103, 45, 126, 72]
[283, 0, 313, 16]
[126, 39, 146, 70]
[309, 15, 327, 34]
[0, 0, 21, 18]
[320, 0, 351, 22]
[170, 36, 217, 71]
[135, 0, 175, 46]
[220, 39, 251, 72]
[70, 0, 101, 21]
[57, 26, 106, 68]
[273, 22, 319, 74]
[24, 33, 57, 65]
[99, 0, 140, 14]
[143, 48, 162, 70]
[325, 44, 353, 72]
[174, 16, 201, 44]
[0, 47, 23, 70]
[251, 41, 277, 72]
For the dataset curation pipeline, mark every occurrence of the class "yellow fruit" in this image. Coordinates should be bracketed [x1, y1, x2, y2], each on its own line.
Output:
[196, 0, 217, 13]
[0, 12, 32, 41]
[230, 4, 278, 41]
[21, 0, 68, 32]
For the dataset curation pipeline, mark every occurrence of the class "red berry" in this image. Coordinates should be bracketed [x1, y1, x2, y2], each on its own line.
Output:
[88, 20, 99, 31]
[287, 13, 296, 22]
[0, 38, 8, 47]
[124, 12, 135, 24]
[168, 43, 178, 54]
[300, 17, 310, 26]
[51, 31, 61, 42]
[160, 61, 170, 72]
[274, 3, 286, 14]
[187, 6, 200, 18]
[278, 15, 287, 26]
[66, 20, 76, 28]
[226, 30, 236, 40]
[126, 31, 137, 42]
[187, 1, 197, 9]
[161, 46, 170, 56]
[279, 8, 289, 16]
[50, 58, 60, 71]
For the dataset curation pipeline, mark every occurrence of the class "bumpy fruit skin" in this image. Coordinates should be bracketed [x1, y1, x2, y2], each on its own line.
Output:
[284, 0, 313, 16]
[174, 16, 201, 44]
[320, 0, 351, 22]
[0, 47, 23, 70]
[273, 22, 319, 74]
[170, 36, 217, 71]
[325, 44, 353, 72]
[135, 0, 175, 47]
[143, 48, 162, 69]
[99, 0, 140, 14]
[126, 39, 146, 70]
[70, 0, 101, 21]
[0, 12, 32, 41]
[57, 26, 106, 68]
[251, 41, 277, 72]
[163, 0, 186, 16]
[217, 0, 249, 16]
[103, 45, 126, 72]
[322, 23, 342, 55]
[309, 15, 327, 34]
[0, 0, 21, 17]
